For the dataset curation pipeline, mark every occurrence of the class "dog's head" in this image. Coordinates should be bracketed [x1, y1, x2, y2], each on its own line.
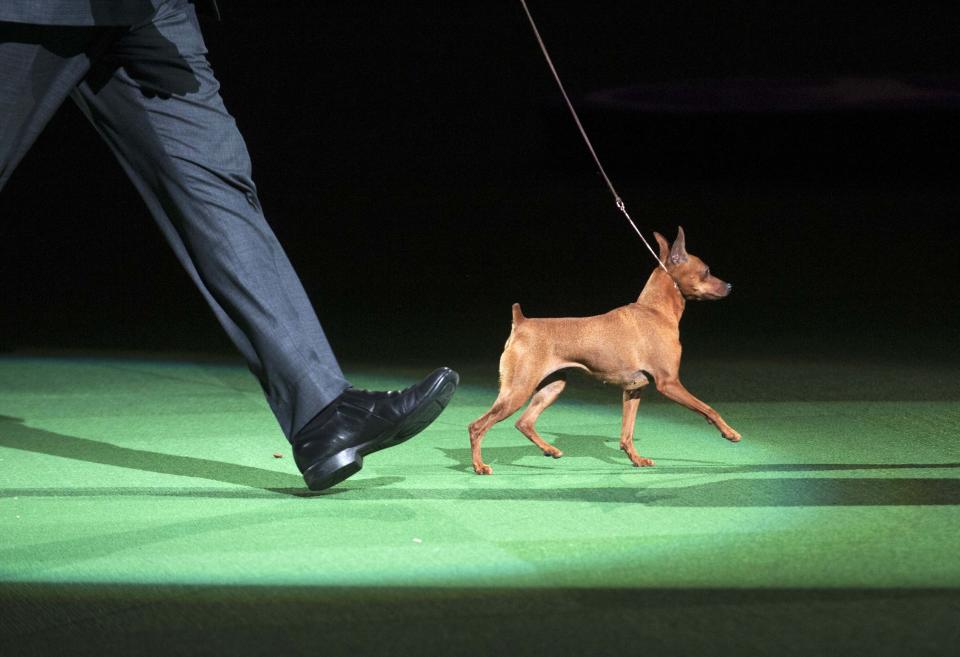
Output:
[654, 227, 732, 301]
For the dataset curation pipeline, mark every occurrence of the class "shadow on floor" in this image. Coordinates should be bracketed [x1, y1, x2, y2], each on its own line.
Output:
[0, 415, 318, 496]
[2, 417, 957, 506]
[1, 583, 957, 657]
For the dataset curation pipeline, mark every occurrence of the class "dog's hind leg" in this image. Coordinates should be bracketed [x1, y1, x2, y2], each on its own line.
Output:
[468, 356, 542, 475]
[514, 371, 567, 459]
[468, 390, 534, 475]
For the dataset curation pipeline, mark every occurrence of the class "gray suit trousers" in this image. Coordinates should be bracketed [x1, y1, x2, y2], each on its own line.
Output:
[0, 0, 349, 440]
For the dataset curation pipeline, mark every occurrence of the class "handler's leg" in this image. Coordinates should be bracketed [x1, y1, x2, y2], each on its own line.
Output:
[68, 2, 348, 439]
[0, 23, 117, 191]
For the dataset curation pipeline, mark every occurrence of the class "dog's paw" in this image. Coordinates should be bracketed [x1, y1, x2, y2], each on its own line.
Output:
[621, 444, 654, 467]
[543, 448, 564, 459]
[724, 431, 742, 443]
[473, 463, 493, 475]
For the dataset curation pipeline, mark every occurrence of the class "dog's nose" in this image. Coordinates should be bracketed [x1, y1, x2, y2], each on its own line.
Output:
[726, 283, 733, 292]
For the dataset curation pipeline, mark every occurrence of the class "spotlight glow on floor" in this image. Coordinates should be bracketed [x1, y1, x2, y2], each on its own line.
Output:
[1, 355, 958, 591]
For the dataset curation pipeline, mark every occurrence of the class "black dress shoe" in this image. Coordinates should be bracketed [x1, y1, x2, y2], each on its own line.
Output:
[293, 367, 459, 491]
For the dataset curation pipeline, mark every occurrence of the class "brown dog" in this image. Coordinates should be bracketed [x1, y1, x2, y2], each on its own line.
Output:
[468, 227, 740, 475]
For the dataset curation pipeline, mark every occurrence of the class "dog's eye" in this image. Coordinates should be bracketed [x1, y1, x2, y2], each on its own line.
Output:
[702, 268, 710, 279]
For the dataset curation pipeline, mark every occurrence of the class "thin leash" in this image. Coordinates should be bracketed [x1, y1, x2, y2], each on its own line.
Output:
[518, 0, 671, 276]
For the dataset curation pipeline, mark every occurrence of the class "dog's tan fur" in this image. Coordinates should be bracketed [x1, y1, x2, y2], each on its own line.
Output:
[468, 227, 740, 475]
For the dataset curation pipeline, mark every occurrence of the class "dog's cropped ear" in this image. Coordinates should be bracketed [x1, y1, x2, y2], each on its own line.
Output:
[669, 226, 688, 265]
[653, 232, 670, 264]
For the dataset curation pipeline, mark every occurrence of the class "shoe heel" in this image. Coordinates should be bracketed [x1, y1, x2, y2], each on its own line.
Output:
[302, 449, 363, 491]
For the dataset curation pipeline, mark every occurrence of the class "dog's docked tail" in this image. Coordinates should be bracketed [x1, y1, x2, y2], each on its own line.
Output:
[511, 303, 526, 325]
[503, 303, 526, 351]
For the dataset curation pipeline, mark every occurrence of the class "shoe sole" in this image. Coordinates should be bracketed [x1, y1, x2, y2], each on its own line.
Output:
[302, 369, 458, 491]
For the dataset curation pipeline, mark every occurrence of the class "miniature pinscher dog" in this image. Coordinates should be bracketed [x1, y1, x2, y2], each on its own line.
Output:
[468, 227, 740, 475]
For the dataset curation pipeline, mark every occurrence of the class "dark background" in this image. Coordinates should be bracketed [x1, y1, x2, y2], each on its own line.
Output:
[2, 1, 958, 369]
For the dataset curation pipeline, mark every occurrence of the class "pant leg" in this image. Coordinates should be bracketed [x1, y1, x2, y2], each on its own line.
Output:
[0, 23, 117, 190]
[67, 1, 348, 440]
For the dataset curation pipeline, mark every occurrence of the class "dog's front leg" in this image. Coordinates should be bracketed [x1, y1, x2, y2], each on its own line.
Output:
[620, 388, 654, 467]
[656, 378, 741, 442]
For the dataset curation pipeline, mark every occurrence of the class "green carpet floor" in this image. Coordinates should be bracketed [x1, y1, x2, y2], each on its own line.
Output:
[1, 353, 958, 655]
